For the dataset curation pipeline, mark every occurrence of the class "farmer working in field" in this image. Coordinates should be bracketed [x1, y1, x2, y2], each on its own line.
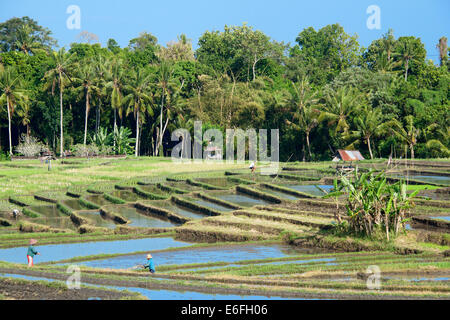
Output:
[27, 239, 40, 267]
[249, 161, 256, 173]
[143, 254, 155, 273]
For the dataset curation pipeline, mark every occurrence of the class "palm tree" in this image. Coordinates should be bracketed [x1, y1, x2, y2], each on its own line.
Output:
[75, 61, 100, 145]
[386, 115, 420, 160]
[319, 86, 361, 144]
[42, 48, 77, 155]
[381, 29, 396, 62]
[287, 77, 320, 161]
[345, 106, 385, 159]
[374, 51, 396, 74]
[14, 24, 43, 55]
[155, 84, 185, 156]
[424, 124, 450, 157]
[106, 57, 125, 150]
[394, 39, 418, 81]
[92, 54, 108, 134]
[16, 96, 32, 137]
[0, 66, 26, 155]
[154, 61, 176, 156]
[123, 68, 153, 157]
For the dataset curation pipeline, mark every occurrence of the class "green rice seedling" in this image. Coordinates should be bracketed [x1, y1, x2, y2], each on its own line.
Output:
[104, 193, 126, 204]
[133, 186, 169, 200]
[79, 198, 101, 210]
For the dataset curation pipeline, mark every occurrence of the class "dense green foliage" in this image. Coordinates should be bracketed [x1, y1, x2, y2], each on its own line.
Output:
[326, 170, 418, 240]
[0, 17, 449, 161]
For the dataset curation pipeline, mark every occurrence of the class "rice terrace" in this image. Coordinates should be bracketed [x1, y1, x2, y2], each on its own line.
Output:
[0, 0, 449, 304]
[0, 157, 449, 300]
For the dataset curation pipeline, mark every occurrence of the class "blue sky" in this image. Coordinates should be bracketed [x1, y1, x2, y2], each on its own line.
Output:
[1, 0, 449, 63]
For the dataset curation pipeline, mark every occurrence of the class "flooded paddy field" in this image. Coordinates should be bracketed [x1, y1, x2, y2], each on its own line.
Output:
[0, 272, 308, 300]
[76, 211, 118, 229]
[148, 200, 210, 220]
[280, 184, 334, 197]
[75, 243, 317, 269]
[109, 205, 181, 228]
[0, 237, 192, 264]
[84, 195, 113, 206]
[1, 157, 449, 299]
[390, 174, 450, 186]
[111, 190, 146, 202]
[214, 193, 272, 207]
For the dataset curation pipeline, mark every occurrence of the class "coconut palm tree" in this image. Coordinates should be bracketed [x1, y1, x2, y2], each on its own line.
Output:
[42, 48, 77, 155]
[345, 106, 385, 159]
[385, 115, 420, 160]
[16, 96, 32, 137]
[319, 86, 361, 144]
[381, 29, 396, 62]
[106, 57, 125, 149]
[287, 77, 320, 161]
[155, 83, 185, 156]
[92, 54, 108, 134]
[0, 66, 26, 155]
[394, 39, 418, 81]
[154, 61, 176, 156]
[123, 68, 153, 157]
[424, 124, 450, 157]
[14, 24, 43, 55]
[75, 61, 100, 145]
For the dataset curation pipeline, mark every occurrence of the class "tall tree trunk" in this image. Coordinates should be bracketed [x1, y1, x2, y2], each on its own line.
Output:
[158, 87, 165, 157]
[59, 74, 64, 156]
[410, 143, 414, 161]
[135, 109, 139, 157]
[7, 96, 12, 156]
[404, 60, 409, 81]
[84, 90, 89, 145]
[367, 137, 374, 159]
[113, 108, 117, 150]
[96, 100, 101, 135]
[252, 55, 258, 81]
[306, 131, 312, 161]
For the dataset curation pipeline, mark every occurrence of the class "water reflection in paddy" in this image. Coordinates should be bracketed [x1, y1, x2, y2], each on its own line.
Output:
[80, 243, 328, 269]
[282, 185, 333, 197]
[0, 273, 309, 300]
[76, 211, 117, 228]
[156, 202, 208, 220]
[215, 194, 270, 207]
[0, 237, 191, 264]
[391, 175, 450, 186]
[28, 205, 61, 217]
[113, 206, 180, 228]
[192, 199, 235, 212]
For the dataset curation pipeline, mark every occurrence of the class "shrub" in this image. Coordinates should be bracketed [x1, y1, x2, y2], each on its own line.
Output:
[325, 169, 418, 240]
[14, 135, 45, 157]
[71, 144, 100, 157]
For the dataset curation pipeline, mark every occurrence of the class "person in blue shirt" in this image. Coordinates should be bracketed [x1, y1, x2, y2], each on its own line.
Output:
[27, 239, 40, 267]
[143, 254, 155, 273]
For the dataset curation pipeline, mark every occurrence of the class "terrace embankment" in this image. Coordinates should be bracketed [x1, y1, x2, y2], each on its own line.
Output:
[0, 277, 140, 300]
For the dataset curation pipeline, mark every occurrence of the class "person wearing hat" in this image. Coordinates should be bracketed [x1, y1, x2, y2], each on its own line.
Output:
[249, 161, 256, 173]
[143, 254, 155, 273]
[27, 239, 40, 267]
